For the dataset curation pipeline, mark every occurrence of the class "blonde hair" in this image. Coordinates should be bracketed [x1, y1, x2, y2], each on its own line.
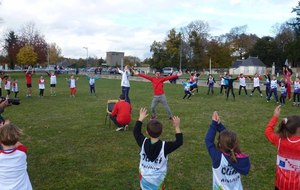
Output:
[0, 122, 22, 146]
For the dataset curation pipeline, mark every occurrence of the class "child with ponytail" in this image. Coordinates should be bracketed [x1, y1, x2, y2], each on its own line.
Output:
[205, 111, 250, 190]
[265, 105, 300, 190]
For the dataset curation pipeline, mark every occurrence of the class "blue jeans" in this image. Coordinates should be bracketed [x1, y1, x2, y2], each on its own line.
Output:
[267, 88, 278, 102]
[122, 86, 130, 104]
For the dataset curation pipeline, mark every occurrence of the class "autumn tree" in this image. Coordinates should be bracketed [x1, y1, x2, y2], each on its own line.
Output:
[249, 36, 281, 67]
[221, 25, 258, 59]
[273, 23, 295, 52]
[19, 22, 48, 65]
[206, 40, 233, 68]
[149, 41, 167, 69]
[17, 45, 37, 66]
[124, 56, 141, 67]
[164, 28, 182, 69]
[47, 42, 62, 65]
[3, 30, 21, 69]
[183, 20, 210, 70]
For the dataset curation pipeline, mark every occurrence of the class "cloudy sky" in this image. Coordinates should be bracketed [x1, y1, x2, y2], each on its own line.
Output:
[0, 0, 298, 60]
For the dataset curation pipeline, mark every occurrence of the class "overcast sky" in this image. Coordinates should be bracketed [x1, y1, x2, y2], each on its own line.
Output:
[0, 0, 298, 60]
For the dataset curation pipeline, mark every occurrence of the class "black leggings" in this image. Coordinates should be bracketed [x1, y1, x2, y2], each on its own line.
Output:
[280, 95, 286, 104]
[90, 85, 95, 94]
[39, 89, 44, 96]
[183, 91, 192, 99]
[226, 86, 235, 100]
[252, 87, 262, 94]
[220, 85, 227, 94]
[239, 85, 247, 95]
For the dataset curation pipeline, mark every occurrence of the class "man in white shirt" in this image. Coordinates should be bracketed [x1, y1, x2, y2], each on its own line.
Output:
[118, 65, 131, 104]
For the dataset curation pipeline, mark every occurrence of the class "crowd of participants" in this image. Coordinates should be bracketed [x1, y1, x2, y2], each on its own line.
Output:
[183, 65, 300, 107]
[0, 64, 299, 190]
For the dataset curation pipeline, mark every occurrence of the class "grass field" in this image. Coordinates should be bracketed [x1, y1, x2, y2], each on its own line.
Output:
[3, 72, 298, 190]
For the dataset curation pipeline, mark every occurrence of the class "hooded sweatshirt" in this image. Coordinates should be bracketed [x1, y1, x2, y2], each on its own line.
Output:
[205, 120, 250, 190]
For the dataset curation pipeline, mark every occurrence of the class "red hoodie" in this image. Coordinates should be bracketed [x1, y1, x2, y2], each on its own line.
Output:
[138, 74, 178, 96]
[111, 100, 131, 126]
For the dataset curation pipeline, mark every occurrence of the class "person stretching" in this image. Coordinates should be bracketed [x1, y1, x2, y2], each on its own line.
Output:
[134, 69, 182, 120]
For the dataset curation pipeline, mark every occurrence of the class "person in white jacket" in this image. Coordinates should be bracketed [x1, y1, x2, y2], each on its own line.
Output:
[118, 65, 131, 104]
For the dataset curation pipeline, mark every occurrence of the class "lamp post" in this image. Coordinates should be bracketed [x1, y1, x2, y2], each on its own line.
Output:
[82, 47, 88, 66]
[209, 57, 212, 74]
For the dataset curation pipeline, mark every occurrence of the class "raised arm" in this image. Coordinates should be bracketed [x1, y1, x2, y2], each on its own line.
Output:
[133, 108, 148, 147]
[265, 105, 280, 146]
[117, 68, 124, 74]
[164, 116, 183, 155]
[205, 112, 225, 168]
[138, 73, 153, 81]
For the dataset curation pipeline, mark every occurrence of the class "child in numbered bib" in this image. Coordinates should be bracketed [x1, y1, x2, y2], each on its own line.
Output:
[133, 108, 183, 190]
[265, 105, 300, 190]
[205, 111, 250, 190]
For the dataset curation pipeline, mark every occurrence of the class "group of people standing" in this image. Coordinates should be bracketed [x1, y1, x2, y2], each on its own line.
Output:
[109, 66, 299, 190]
[109, 66, 182, 131]
[184, 66, 300, 106]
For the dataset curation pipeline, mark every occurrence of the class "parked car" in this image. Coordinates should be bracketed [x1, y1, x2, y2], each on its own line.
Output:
[162, 67, 177, 76]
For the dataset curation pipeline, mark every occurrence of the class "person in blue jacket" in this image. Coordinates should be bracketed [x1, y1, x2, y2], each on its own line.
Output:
[205, 111, 250, 190]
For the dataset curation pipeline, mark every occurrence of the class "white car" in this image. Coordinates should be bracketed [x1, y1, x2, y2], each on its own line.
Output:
[162, 67, 177, 76]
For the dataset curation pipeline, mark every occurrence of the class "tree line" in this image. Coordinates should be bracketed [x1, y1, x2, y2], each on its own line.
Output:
[144, 1, 300, 71]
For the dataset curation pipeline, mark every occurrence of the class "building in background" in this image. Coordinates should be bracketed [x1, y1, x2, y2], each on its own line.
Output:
[230, 56, 266, 75]
[106, 52, 124, 67]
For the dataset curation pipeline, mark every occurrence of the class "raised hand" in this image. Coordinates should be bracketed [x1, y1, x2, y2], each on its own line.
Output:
[171, 116, 180, 128]
[273, 105, 281, 117]
[177, 71, 183, 77]
[212, 111, 220, 123]
[138, 108, 148, 121]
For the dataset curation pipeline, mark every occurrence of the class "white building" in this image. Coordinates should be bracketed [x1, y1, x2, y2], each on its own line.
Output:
[229, 56, 266, 75]
[106, 52, 124, 67]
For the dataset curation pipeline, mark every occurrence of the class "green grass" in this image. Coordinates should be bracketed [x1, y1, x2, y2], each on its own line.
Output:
[4, 73, 298, 190]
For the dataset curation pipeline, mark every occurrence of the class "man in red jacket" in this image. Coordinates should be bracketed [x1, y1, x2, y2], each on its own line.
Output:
[110, 94, 131, 131]
[134, 69, 182, 119]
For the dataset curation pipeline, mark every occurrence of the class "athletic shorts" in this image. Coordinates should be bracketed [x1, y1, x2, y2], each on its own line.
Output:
[50, 84, 56, 87]
[27, 84, 32, 88]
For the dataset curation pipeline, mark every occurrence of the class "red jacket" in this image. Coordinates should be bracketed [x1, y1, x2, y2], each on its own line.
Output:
[111, 100, 131, 125]
[138, 74, 178, 96]
[265, 116, 300, 190]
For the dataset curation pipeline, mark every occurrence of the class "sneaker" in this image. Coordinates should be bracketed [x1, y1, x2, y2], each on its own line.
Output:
[116, 127, 124, 131]
[250, 94, 253, 96]
[124, 125, 128, 131]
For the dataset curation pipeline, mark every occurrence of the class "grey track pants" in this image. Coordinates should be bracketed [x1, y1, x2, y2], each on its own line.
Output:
[150, 94, 172, 118]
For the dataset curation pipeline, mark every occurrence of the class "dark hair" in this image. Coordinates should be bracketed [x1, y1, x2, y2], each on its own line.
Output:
[119, 94, 125, 100]
[217, 130, 241, 163]
[0, 122, 22, 146]
[147, 120, 163, 138]
[277, 115, 300, 138]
